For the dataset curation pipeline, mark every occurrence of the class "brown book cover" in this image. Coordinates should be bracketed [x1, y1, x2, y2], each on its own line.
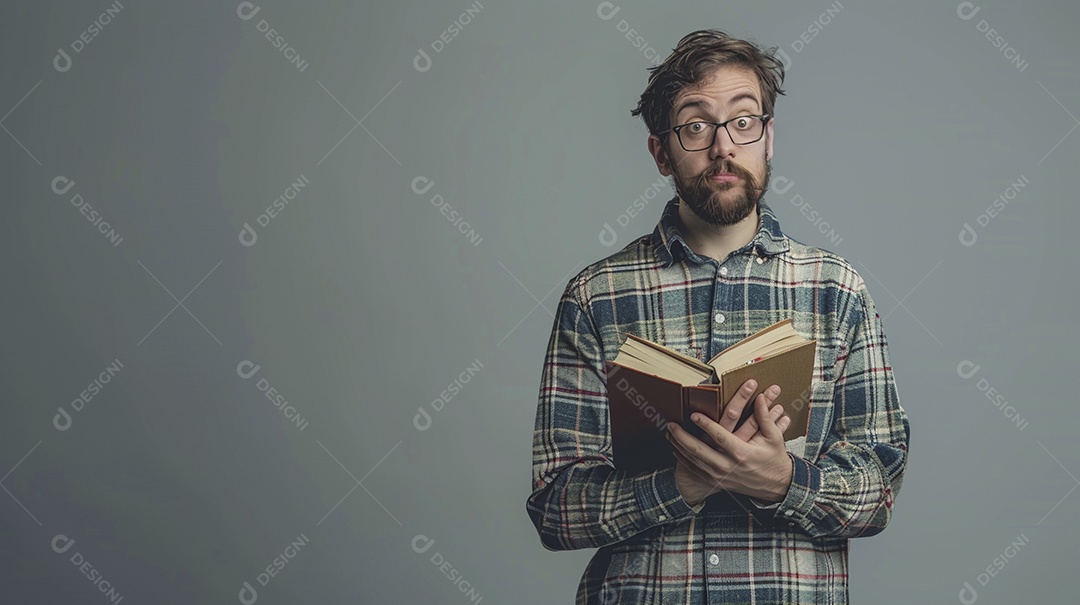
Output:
[604, 319, 815, 475]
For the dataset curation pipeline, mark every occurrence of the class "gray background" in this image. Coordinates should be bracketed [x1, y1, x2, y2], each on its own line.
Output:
[1, 0, 1077, 602]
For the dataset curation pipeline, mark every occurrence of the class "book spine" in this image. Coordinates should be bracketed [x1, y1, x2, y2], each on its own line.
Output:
[682, 386, 721, 443]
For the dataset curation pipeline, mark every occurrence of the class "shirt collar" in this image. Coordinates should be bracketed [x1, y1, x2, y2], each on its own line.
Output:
[652, 196, 790, 268]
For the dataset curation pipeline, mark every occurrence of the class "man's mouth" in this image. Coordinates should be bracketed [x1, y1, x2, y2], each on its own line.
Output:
[708, 173, 740, 182]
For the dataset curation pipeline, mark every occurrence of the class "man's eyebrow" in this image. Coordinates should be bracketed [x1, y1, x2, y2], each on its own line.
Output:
[675, 92, 761, 116]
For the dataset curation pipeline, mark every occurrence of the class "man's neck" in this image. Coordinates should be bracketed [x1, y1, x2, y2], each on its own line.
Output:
[676, 200, 760, 264]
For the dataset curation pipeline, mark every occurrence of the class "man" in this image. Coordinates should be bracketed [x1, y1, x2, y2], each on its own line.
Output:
[526, 29, 910, 604]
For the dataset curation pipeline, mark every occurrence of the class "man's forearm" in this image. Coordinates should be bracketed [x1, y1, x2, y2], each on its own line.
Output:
[526, 461, 699, 551]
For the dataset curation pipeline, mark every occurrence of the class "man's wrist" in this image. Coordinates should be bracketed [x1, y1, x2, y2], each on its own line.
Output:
[675, 474, 704, 507]
[754, 452, 795, 503]
[774, 451, 795, 501]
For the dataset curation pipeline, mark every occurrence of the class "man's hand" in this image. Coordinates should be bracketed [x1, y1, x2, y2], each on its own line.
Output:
[718, 379, 779, 441]
[666, 383, 794, 506]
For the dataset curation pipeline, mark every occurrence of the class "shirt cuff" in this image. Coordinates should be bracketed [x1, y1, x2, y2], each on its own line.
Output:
[633, 465, 701, 524]
[770, 452, 822, 526]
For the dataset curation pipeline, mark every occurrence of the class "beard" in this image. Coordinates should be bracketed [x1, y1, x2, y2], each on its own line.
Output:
[670, 152, 771, 227]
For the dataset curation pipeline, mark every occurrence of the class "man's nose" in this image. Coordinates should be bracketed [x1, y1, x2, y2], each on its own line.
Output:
[709, 125, 738, 160]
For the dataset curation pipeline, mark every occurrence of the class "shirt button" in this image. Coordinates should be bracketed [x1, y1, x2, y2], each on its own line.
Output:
[756, 256, 765, 264]
[719, 266, 728, 276]
[783, 510, 794, 517]
[788, 521, 795, 527]
[658, 514, 666, 521]
[714, 313, 725, 324]
[709, 554, 720, 565]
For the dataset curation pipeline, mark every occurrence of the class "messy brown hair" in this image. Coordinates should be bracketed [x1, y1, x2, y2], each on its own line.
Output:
[631, 29, 786, 150]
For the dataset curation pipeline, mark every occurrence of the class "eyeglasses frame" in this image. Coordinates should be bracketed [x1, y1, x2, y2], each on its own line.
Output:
[657, 114, 772, 152]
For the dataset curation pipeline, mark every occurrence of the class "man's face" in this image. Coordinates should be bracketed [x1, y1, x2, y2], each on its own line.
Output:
[648, 65, 774, 226]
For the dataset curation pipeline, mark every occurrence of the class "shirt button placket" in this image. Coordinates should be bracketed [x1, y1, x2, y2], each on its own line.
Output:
[711, 263, 728, 359]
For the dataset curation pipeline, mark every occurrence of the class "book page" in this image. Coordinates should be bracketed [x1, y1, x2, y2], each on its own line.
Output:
[711, 341, 806, 375]
[708, 320, 807, 375]
[623, 334, 715, 374]
[613, 341, 712, 386]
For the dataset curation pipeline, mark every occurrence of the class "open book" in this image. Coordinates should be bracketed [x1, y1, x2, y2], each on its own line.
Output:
[602, 318, 815, 474]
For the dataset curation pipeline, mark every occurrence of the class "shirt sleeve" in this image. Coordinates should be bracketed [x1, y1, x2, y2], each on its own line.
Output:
[750, 279, 911, 539]
[525, 282, 702, 551]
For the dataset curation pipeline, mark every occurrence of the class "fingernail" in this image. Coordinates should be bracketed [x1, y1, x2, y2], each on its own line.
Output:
[769, 385, 780, 395]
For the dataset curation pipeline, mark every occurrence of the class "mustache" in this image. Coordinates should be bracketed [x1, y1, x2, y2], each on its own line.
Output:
[701, 163, 766, 190]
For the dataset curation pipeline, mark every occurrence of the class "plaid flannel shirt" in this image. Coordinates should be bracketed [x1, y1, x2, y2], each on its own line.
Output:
[526, 196, 910, 604]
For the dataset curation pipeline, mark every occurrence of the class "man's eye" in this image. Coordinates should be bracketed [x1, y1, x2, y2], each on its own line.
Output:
[686, 122, 707, 133]
[733, 117, 752, 130]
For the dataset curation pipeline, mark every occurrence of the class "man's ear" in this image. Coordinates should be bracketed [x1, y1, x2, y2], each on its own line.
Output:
[765, 119, 774, 161]
[648, 135, 673, 177]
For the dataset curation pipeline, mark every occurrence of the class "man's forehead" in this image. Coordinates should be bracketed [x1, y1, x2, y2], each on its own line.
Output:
[673, 68, 762, 112]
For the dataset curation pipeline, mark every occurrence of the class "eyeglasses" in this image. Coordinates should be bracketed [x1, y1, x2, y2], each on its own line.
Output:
[658, 114, 771, 152]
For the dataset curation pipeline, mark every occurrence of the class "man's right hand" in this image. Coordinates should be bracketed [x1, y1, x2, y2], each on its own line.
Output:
[669, 380, 788, 507]
[719, 379, 784, 444]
